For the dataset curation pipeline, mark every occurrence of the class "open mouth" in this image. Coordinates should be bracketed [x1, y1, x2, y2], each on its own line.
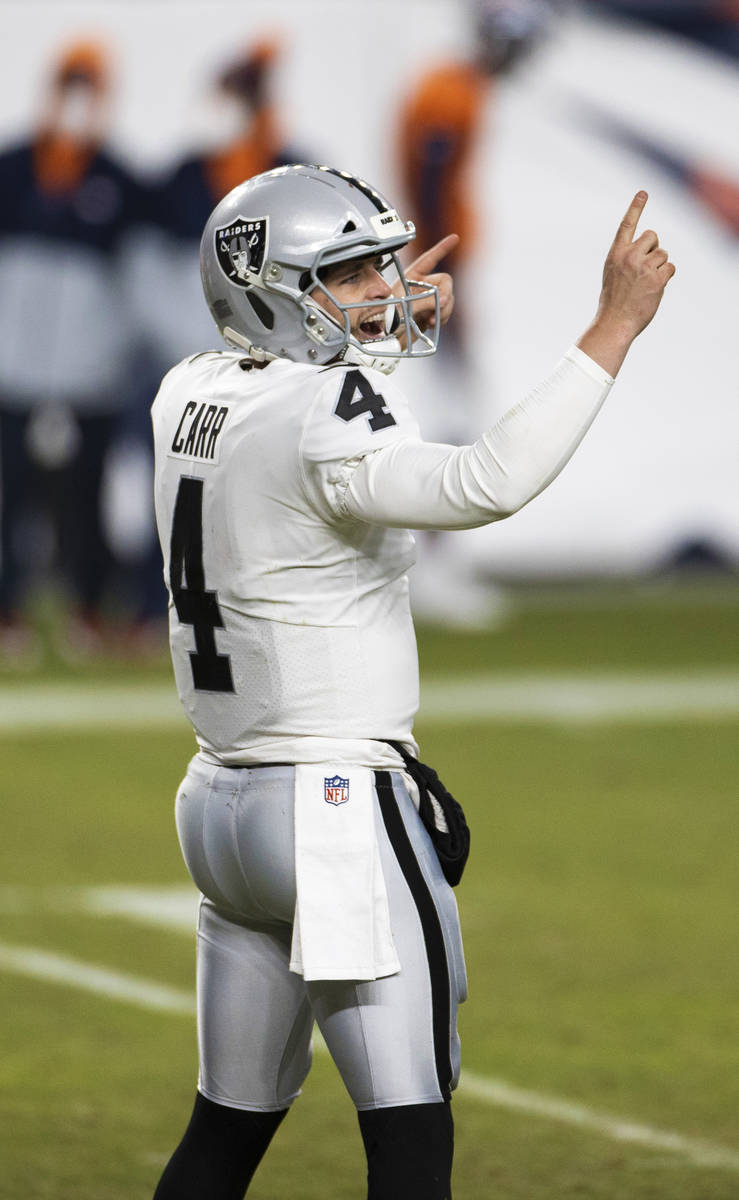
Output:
[358, 311, 388, 342]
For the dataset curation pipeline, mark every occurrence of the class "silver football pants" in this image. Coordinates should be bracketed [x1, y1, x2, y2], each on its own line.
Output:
[174, 756, 467, 1113]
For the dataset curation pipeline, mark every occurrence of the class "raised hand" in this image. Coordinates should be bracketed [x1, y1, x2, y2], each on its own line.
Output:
[578, 191, 676, 376]
[601, 191, 675, 333]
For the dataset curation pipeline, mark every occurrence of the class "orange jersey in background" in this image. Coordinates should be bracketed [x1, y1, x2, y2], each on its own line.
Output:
[204, 38, 283, 203]
[204, 107, 280, 203]
[398, 61, 493, 266]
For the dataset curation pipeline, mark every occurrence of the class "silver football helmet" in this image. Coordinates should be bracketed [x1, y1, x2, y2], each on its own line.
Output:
[200, 163, 440, 374]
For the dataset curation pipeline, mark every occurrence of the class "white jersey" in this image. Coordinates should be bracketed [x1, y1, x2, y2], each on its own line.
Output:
[153, 352, 424, 767]
[152, 346, 613, 766]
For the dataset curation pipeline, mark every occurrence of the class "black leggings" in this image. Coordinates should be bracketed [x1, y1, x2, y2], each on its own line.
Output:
[152, 1093, 287, 1200]
[152, 1092, 453, 1199]
[359, 1100, 454, 1199]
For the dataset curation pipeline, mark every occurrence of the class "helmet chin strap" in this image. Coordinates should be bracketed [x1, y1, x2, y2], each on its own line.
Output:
[339, 337, 401, 376]
[223, 325, 277, 362]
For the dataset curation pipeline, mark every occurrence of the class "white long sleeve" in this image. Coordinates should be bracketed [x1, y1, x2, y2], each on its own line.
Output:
[334, 346, 614, 530]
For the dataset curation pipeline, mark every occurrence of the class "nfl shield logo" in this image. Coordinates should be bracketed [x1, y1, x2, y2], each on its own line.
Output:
[324, 775, 350, 806]
[214, 216, 268, 287]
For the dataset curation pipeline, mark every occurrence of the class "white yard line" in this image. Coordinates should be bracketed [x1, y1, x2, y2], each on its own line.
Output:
[460, 1071, 739, 1172]
[1, 670, 739, 732]
[1, 935, 738, 1173]
[421, 670, 739, 723]
[0, 941, 194, 1015]
[0, 684, 186, 732]
[83, 885, 200, 932]
[0, 884, 201, 929]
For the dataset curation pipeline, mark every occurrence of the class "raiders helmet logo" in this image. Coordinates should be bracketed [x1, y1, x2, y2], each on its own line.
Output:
[214, 216, 268, 287]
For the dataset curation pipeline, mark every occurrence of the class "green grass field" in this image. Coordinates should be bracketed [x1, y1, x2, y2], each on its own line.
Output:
[1, 581, 738, 1199]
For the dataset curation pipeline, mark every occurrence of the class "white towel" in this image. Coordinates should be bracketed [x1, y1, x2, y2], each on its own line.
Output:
[289, 764, 401, 982]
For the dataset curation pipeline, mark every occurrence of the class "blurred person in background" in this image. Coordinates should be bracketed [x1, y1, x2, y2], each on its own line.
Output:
[117, 39, 310, 651]
[144, 38, 304, 366]
[396, 0, 559, 626]
[0, 39, 148, 664]
[164, 38, 289, 243]
[398, 0, 557, 369]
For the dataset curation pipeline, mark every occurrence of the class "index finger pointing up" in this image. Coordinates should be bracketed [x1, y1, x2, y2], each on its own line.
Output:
[614, 191, 648, 246]
[406, 233, 460, 277]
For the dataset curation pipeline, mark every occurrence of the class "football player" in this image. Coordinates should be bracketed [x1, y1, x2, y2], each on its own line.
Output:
[150, 164, 674, 1199]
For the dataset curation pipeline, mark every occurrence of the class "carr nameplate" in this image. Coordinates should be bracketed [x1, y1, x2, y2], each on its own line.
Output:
[168, 401, 231, 464]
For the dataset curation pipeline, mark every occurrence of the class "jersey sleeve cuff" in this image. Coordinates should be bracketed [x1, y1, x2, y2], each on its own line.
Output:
[564, 344, 615, 388]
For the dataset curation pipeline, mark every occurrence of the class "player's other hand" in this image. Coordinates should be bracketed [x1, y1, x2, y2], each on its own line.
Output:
[578, 192, 675, 376]
[396, 233, 459, 345]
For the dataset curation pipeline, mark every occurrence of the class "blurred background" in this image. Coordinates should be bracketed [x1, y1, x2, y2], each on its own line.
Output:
[1, 6, 738, 1198]
[0, 0, 737, 658]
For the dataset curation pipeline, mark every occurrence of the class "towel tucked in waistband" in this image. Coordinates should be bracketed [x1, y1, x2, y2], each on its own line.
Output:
[289, 764, 400, 982]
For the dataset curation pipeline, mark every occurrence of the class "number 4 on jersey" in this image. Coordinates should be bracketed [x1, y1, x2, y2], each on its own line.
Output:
[169, 476, 234, 693]
[334, 369, 396, 432]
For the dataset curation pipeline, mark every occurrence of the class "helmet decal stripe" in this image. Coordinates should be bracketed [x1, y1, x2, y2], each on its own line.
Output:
[315, 165, 388, 214]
